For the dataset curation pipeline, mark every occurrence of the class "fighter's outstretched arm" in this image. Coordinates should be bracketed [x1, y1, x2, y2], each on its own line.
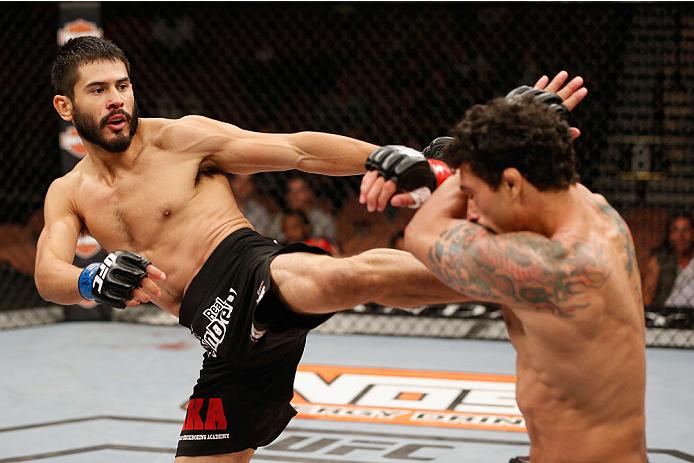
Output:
[156, 115, 379, 176]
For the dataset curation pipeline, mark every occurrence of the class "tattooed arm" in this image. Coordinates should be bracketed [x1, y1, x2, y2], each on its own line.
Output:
[404, 177, 610, 317]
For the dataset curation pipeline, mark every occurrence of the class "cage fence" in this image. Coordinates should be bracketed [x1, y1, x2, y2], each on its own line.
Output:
[1, 2, 693, 348]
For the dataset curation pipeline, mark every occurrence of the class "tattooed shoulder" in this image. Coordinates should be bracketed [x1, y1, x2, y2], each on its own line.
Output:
[579, 188, 638, 276]
[427, 222, 610, 318]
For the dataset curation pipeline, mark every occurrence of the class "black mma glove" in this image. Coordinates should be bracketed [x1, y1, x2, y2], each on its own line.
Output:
[421, 136, 454, 161]
[505, 85, 569, 119]
[365, 144, 452, 193]
[78, 250, 151, 308]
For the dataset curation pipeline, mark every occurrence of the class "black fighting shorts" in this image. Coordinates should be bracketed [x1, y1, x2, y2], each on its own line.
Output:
[176, 227, 333, 457]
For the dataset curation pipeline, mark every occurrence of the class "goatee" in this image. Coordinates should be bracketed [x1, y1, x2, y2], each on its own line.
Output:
[72, 101, 139, 153]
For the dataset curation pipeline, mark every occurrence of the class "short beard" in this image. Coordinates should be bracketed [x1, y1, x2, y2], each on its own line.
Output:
[72, 100, 140, 153]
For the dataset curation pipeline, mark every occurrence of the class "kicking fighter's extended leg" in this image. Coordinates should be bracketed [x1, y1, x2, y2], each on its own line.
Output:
[270, 248, 468, 315]
[175, 448, 255, 463]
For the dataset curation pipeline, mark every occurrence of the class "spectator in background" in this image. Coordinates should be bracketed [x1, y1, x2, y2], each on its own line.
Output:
[280, 209, 312, 245]
[281, 208, 337, 254]
[0, 208, 44, 276]
[269, 175, 337, 243]
[228, 174, 277, 236]
[336, 194, 414, 256]
[0, 208, 47, 311]
[642, 213, 694, 307]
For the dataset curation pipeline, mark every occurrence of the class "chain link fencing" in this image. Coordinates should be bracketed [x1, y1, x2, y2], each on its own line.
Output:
[1, 3, 693, 347]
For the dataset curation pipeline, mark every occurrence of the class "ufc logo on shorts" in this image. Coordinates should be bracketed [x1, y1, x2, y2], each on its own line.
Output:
[93, 252, 116, 293]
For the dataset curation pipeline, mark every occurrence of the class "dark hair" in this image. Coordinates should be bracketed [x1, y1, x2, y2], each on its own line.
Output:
[444, 97, 579, 191]
[659, 211, 694, 253]
[51, 36, 131, 100]
[282, 208, 311, 227]
[667, 212, 694, 233]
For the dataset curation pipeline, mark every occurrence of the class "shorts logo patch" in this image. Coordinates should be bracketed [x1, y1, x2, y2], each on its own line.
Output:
[180, 398, 229, 440]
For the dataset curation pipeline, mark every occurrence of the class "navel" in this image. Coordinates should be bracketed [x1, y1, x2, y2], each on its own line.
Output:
[162, 208, 172, 218]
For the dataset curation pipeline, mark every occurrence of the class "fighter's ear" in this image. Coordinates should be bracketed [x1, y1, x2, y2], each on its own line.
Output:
[53, 95, 73, 121]
[501, 167, 523, 199]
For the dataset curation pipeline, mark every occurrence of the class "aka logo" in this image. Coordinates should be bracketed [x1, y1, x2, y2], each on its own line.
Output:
[201, 287, 237, 357]
[59, 126, 87, 159]
[57, 19, 103, 45]
[181, 398, 228, 432]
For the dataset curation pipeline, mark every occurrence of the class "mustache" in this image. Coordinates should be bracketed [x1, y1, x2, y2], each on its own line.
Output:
[99, 109, 132, 129]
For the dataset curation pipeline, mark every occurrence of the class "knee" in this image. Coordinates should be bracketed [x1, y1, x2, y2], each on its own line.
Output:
[270, 253, 366, 313]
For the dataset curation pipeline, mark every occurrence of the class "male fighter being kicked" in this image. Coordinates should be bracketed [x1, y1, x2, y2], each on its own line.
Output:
[360, 84, 647, 462]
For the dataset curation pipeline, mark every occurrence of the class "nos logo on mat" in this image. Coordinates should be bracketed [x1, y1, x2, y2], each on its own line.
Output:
[292, 364, 525, 432]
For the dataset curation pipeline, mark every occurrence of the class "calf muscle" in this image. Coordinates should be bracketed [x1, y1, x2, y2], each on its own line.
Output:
[270, 249, 467, 315]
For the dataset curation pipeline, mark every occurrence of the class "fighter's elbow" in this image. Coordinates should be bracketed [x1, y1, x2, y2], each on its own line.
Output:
[33, 264, 59, 303]
[33, 270, 50, 301]
[403, 222, 425, 257]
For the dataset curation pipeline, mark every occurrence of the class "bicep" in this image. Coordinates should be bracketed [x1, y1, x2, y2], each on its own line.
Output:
[160, 116, 302, 173]
[413, 221, 519, 303]
[161, 116, 372, 175]
[37, 220, 80, 265]
[216, 131, 373, 175]
[36, 183, 81, 266]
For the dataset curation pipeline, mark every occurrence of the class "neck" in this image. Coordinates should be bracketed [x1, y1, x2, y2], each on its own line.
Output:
[83, 124, 143, 179]
[522, 184, 582, 237]
[80, 120, 142, 168]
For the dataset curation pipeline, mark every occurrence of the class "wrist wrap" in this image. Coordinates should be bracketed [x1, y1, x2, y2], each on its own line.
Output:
[78, 262, 100, 301]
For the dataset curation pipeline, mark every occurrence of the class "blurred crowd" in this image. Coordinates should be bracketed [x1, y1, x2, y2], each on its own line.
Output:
[3, 174, 694, 313]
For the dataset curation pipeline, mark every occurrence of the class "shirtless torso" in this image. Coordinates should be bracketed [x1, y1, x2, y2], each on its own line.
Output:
[504, 191, 647, 462]
[404, 169, 648, 462]
[48, 117, 255, 315]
